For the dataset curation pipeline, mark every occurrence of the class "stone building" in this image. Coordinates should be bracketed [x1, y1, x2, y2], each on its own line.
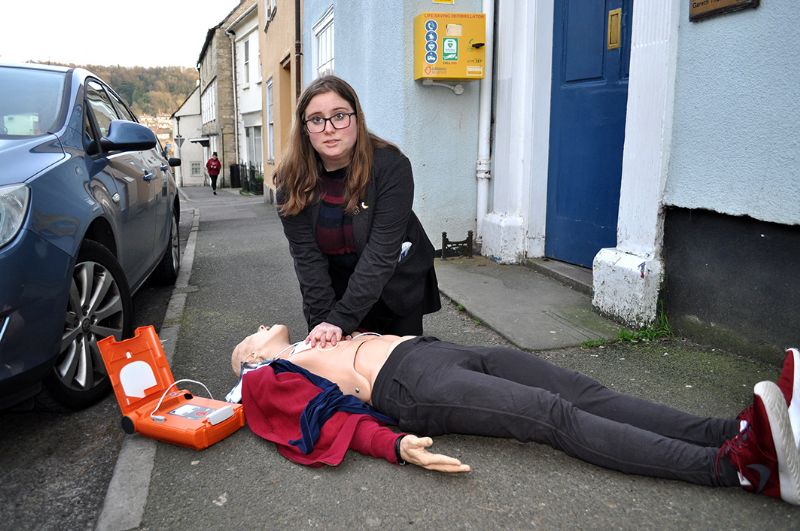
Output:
[197, 0, 256, 187]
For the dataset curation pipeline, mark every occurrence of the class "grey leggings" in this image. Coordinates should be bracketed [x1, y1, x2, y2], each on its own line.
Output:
[371, 337, 740, 487]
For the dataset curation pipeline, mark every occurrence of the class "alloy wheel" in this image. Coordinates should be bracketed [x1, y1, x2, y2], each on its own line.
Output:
[169, 214, 180, 272]
[57, 260, 125, 391]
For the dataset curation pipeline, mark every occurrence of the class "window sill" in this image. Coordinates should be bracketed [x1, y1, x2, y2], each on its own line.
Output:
[264, 8, 277, 31]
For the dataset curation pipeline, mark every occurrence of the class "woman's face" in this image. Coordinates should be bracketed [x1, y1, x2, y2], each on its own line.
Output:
[304, 91, 358, 171]
[230, 324, 291, 375]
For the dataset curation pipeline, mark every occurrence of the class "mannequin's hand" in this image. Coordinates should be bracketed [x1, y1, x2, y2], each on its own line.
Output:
[400, 435, 471, 474]
[306, 322, 343, 348]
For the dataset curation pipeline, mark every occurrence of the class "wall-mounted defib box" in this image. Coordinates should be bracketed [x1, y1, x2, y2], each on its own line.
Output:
[414, 12, 486, 80]
[98, 326, 245, 450]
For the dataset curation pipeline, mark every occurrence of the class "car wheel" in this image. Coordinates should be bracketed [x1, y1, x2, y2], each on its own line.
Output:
[44, 240, 133, 410]
[152, 209, 180, 285]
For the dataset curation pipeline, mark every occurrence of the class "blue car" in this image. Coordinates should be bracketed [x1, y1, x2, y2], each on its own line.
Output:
[0, 63, 181, 410]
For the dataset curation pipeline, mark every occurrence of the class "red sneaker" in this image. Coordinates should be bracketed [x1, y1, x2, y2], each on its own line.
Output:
[719, 381, 800, 505]
[736, 404, 753, 432]
[777, 348, 800, 447]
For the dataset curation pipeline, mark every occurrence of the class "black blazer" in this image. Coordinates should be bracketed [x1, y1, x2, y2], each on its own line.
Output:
[278, 145, 441, 333]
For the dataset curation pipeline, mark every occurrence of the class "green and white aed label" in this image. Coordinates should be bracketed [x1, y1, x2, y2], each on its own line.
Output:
[442, 38, 458, 61]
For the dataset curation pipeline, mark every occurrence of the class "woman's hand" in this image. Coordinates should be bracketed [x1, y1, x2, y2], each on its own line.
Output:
[400, 435, 471, 474]
[306, 322, 343, 348]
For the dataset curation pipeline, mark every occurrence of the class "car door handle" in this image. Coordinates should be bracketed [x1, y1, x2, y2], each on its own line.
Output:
[160, 163, 168, 171]
[143, 171, 155, 182]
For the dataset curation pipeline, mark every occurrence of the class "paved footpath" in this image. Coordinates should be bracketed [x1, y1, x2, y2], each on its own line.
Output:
[98, 186, 798, 530]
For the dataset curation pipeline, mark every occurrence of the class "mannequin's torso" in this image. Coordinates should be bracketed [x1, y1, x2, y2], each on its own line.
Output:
[275, 335, 414, 404]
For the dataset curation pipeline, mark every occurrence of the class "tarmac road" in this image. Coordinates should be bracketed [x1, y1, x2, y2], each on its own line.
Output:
[0, 205, 194, 531]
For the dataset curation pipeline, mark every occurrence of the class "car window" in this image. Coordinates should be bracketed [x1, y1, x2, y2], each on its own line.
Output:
[85, 79, 120, 138]
[0, 66, 66, 137]
[107, 89, 136, 122]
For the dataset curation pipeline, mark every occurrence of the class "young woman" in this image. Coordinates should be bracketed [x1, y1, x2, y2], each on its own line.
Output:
[275, 76, 440, 348]
[206, 152, 221, 194]
[227, 325, 800, 505]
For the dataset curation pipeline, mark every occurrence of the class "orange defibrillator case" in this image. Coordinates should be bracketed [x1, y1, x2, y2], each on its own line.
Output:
[97, 325, 245, 450]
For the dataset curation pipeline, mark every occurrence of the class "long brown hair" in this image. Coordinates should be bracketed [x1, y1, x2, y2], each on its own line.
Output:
[276, 75, 387, 216]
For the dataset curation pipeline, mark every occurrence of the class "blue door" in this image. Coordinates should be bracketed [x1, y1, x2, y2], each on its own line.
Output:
[545, 0, 632, 267]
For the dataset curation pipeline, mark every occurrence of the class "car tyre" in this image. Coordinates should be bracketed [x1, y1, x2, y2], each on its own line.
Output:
[152, 209, 180, 285]
[43, 240, 133, 410]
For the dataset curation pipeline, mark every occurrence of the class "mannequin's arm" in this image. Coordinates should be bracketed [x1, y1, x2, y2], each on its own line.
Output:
[349, 418, 470, 473]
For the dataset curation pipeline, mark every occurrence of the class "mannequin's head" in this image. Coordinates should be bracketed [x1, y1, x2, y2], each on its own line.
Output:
[230, 324, 291, 376]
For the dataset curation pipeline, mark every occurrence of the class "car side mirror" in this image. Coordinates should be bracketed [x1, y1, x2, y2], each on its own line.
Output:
[168, 157, 181, 167]
[100, 120, 156, 152]
[85, 139, 100, 156]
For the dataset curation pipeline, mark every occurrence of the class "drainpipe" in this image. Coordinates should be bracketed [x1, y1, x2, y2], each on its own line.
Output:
[226, 28, 240, 175]
[175, 116, 183, 187]
[295, 0, 303, 99]
[476, 0, 495, 243]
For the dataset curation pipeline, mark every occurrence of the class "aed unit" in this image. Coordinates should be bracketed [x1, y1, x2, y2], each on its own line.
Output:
[98, 326, 245, 450]
[414, 12, 486, 81]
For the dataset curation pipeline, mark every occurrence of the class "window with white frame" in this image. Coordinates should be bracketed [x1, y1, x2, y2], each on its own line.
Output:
[191, 161, 202, 176]
[266, 78, 274, 161]
[201, 80, 217, 123]
[253, 126, 262, 165]
[264, 0, 276, 20]
[244, 127, 250, 164]
[313, 8, 334, 78]
[209, 137, 218, 161]
[246, 126, 263, 166]
[243, 40, 250, 84]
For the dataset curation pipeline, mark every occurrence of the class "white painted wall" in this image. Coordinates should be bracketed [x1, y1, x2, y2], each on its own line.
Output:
[593, 1, 680, 326]
[303, 0, 483, 246]
[482, 0, 553, 263]
[667, 2, 800, 226]
[231, 9, 262, 166]
[172, 87, 205, 187]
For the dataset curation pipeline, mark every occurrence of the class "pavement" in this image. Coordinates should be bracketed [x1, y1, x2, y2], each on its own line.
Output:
[95, 186, 798, 530]
[436, 255, 620, 351]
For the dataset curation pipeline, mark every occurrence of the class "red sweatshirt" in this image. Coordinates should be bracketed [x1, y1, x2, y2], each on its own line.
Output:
[206, 157, 222, 176]
[241, 363, 404, 466]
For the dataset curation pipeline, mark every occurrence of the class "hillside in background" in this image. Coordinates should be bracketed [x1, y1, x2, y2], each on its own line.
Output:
[38, 62, 198, 117]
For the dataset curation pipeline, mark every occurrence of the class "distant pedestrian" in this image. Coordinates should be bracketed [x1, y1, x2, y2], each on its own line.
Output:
[275, 75, 440, 348]
[206, 152, 221, 195]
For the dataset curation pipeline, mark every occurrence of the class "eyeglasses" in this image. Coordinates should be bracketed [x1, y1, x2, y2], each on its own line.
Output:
[304, 112, 356, 134]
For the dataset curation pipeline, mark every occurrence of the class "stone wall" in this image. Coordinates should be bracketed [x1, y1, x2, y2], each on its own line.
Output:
[198, 0, 257, 185]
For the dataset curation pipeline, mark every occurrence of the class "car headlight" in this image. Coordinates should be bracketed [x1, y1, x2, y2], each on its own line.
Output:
[0, 184, 30, 248]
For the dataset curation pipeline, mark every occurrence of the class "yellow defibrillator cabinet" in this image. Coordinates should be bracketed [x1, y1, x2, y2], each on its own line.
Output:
[414, 12, 486, 81]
